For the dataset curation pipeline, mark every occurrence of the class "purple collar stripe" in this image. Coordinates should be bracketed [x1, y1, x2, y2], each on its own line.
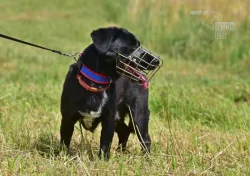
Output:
[80, 64, 112, 84]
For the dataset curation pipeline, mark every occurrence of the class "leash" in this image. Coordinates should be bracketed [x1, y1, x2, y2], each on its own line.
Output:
[0, 33, 79, 61]
[0, 33, 112, 92]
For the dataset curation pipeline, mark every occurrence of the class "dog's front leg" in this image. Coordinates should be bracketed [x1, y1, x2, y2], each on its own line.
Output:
[98, 113, 115, 161]
[129, 100, 151, 154]
[60, 114, 79, 150]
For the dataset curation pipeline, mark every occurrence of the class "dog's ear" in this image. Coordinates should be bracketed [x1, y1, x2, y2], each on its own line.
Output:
[91, 28, 115, 55]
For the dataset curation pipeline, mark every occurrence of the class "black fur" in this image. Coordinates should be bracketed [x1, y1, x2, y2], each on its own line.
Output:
[60, 27, 157, 160]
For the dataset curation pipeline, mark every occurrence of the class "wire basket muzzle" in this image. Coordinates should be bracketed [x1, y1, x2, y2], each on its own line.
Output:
[115, 47, 163, 84]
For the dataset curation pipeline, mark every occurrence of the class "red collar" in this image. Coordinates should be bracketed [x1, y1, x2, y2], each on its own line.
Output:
[76, 64, 112, 92]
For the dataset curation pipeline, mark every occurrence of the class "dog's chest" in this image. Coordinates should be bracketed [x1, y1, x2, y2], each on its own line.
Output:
[78, 91, 108, 128]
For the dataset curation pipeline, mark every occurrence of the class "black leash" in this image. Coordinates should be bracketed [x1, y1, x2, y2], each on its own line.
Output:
[0, 33, 79, 61]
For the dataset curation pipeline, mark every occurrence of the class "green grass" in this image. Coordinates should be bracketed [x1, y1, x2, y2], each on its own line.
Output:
[1, 0, 250, 175]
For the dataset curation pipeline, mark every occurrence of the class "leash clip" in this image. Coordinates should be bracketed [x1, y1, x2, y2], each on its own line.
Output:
[58, 52, 80, 61]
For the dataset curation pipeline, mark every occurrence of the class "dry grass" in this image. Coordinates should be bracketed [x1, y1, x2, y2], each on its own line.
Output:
[0, 0, 250, 175]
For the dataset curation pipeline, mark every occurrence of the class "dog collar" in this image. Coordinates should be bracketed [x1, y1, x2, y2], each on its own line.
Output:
[80, 64, 112, 84]
[77, 64, 112, 92]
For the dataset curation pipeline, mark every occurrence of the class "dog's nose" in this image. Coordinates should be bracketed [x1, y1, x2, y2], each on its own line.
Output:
[151, 59, 160, 66]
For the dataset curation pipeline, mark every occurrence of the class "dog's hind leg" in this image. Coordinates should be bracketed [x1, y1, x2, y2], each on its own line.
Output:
[115, 106, 131, 151]
[115, 121, 130, 151]
[99, 114, 116, 161]
[127, 102, 151, 154]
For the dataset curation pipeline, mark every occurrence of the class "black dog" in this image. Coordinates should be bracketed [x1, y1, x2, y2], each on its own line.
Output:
[60, 27, 160, 160]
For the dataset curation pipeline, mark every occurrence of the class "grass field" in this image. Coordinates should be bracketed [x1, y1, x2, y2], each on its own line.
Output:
[0, 0, 250, 175]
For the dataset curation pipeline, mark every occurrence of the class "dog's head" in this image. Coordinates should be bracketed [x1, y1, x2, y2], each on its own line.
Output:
[91, 27, 162, 88]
